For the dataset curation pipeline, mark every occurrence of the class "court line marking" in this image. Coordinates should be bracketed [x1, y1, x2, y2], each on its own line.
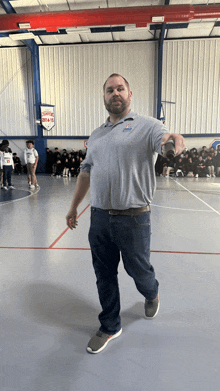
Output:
[0, 186, 40, 205]
[172, 179, 220, 216]
[0, 246, 219, 255]
[48, 203, 91, 249]
[151, 204, 215, 212]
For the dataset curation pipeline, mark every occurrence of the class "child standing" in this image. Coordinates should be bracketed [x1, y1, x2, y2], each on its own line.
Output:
[1, 147, 15, 190]
[24, 140, 39, 189]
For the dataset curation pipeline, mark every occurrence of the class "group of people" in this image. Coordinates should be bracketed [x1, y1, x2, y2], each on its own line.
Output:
[0, 140, 39, 190]
[46, 148, 86, 178]
[156, 144, 220, 178]
[0, 141, 87, 190]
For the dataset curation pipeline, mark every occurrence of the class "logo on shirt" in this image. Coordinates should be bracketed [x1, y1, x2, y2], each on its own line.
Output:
[123, 124, 132, 132]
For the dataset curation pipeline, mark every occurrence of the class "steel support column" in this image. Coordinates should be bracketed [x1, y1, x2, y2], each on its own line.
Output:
[0, 0, 16, 14]
[157, 23, 166, 121]
[25, 40, 46, 172]
[0, 0, 46, 172]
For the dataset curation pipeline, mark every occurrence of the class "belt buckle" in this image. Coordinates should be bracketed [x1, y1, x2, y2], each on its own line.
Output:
[109, 209, 118, 215]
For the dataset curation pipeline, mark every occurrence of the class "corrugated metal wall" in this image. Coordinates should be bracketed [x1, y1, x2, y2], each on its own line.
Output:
[39, 42, 157, 137]
[1, 38, 219, 139]
[0, 47, 36, 138]
[162, 38, 220, 135]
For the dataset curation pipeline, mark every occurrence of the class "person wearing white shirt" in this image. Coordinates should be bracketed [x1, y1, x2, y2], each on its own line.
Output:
[24, 140, 39, 189]
[0, 147, 15, 190]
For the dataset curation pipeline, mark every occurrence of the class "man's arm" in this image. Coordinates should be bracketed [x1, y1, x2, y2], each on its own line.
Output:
[24, 150, 27, 165]
[66, 172, 90, 229]
[161, 133, 185, 157]
[35, 155, 39, 167]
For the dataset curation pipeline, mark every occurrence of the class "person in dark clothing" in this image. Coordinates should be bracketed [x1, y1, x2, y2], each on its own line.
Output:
[214, 145, 220, 176]
[199, 146, 208, 159]
[69, 157, 77, 177]
[182, 152, 189, 168]
[162, 157, 175, 177]
[13, 153, 22, 174]
[54, 158, 63, 177]
[185, 157, 198, 177]
[74, 155, 81, 176]
[46, 148, 54, 174]
[155, 155, 165, 176]
[205, 154, 215, 177]
[61, 151, 68, 164]
[53, 148, 61, 163]
[197, 156, 209, 177]
[175, 157, 185, 177]
[62, 158, 70, 177]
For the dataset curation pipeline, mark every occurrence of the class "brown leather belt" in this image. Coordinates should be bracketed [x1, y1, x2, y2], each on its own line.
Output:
[108, 205, 150, 216]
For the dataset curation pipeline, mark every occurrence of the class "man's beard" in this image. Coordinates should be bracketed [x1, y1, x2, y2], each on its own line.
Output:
[104, 97, 129, 115]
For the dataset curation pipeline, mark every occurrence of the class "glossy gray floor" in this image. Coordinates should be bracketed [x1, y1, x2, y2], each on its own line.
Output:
[1, 174, 220, 391]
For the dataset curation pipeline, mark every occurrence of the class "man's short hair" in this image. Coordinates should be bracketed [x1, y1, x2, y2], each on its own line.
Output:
[103, 73, 130, 92]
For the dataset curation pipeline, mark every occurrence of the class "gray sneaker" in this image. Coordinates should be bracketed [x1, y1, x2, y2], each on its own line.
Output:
[145, 295, 160, 318]
[87, 328, 122, 354]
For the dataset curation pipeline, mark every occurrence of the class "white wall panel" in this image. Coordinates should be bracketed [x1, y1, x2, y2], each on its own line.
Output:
[162, 38, 220, 135]
[39, 42, 157, 137]
[0, 47, 36, 138]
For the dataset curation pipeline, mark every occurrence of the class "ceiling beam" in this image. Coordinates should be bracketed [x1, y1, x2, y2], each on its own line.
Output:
[0, 0, 16, 14]
[0, 4, 220, 33]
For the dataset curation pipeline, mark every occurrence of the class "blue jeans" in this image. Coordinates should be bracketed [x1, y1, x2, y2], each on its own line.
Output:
[3, 165, 12, 187]
[88, 207, 159, 334]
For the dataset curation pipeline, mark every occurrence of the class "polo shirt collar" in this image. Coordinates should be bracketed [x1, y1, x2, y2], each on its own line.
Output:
[104, 110, 136, 127]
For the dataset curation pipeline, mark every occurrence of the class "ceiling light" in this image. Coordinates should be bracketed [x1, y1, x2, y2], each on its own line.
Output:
[66, 27, 91, 34]
[9, 33, 35, 40]
[125, 24, 149, 31]
[125, 24, 138, 31]
[188, 22, 213, 29]
[152, 16, 165, 23]
[18, 23, 31, 29]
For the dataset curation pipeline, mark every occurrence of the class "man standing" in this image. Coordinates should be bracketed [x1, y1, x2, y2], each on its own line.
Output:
[66, 74, 185, 354]
[24, 140, 39, 189]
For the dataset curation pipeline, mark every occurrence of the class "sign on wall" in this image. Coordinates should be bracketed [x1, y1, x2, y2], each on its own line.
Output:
[210, 139, 220, 150]
[40, 105, 55, 131]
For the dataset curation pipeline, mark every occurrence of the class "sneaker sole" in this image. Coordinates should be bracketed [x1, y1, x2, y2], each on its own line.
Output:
[87, 328, 122, 354]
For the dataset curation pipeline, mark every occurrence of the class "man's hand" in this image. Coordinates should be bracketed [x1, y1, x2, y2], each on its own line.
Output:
[65, 172, 90, 230]
[161, 133, 185, 157]
[66, 208, 78, 229]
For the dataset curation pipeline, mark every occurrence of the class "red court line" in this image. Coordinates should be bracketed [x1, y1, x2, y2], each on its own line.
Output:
[0, 247, 48, 250]
[151, 250, 220, 255]
[0, 247, 219, 255]
[50, 249, 220, 255]
[48, 204, 90, 249]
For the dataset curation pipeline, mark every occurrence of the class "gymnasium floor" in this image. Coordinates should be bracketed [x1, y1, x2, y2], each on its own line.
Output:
[1, 174, 220, 391]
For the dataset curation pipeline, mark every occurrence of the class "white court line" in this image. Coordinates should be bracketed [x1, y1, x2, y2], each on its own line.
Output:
[151, 204, 215, 212]
[0, 186, 40, 206]
[172, 179, 220, 216]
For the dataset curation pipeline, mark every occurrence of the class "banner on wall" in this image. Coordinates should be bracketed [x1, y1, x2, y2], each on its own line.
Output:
[210, 139, 220, 150]
[40, 105, 55, 131]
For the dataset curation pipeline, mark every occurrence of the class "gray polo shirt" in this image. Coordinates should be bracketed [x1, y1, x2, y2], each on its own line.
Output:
[81, 111, 167, 210]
